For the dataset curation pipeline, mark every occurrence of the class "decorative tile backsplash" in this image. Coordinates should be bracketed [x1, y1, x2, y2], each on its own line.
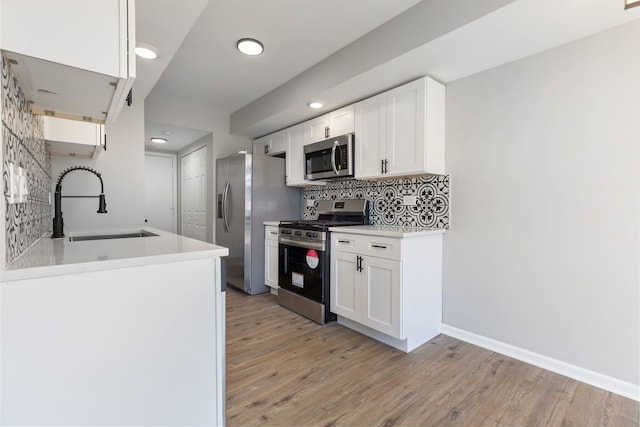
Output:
[2, 54, 52, 266]
[303, 175, 450, 228]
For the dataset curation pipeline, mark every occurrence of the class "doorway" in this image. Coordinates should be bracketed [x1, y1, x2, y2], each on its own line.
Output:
[144, 152, 177, 233]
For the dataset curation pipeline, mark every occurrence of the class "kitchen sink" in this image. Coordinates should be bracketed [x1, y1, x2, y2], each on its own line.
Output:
[68, 230, 158, 242]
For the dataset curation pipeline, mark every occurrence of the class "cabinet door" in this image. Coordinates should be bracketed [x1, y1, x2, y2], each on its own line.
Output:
[331, 251, 361, 321]
[285, 124, 324, 186]
[362, 256, 402, 339]
[304, 115, 330, 144]
[44, 116, 105, 158]
[1, 0, 127, 77]
[253, 135, 269, 156]
[264, 238, 280, 289]
[267, 130, 287, 156]
[328, 105, 354, 137]
[354, 93, 387, 179]
[385, 78, 426, 177]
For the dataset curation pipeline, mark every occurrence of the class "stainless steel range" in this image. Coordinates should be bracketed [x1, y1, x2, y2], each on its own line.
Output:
[278, 199, 369, 324]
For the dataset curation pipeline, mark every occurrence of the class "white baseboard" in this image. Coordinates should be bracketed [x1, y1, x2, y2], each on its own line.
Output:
[441, 324, 639, 402]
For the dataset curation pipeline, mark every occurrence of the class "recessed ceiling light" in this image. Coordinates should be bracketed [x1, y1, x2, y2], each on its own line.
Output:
[135, 44, 160, 59]
[237, 38, 264, 56]
[308, 101, 324, 109]
[150, 137, 167, 144]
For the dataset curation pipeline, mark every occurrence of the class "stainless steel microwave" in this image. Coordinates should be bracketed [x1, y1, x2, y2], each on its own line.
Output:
[304, 133, 354, 180]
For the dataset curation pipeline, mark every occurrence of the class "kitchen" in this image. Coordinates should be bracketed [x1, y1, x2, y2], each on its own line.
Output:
[1, 0, 639, 426]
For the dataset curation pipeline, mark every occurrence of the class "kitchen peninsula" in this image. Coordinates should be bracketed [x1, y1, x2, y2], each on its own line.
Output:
[0, 228, 228, 426]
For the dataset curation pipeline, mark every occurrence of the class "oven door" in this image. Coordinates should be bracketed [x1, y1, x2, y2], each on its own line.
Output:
[278, 241, 327, 303]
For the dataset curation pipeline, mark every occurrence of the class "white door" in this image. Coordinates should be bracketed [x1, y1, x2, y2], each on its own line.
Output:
[144, 153, 176, 233]
[180, 146, 207, 241]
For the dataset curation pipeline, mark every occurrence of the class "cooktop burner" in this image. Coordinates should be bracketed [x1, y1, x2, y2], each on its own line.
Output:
[279, 199, 369, 231]
[279, 219, 364, 230]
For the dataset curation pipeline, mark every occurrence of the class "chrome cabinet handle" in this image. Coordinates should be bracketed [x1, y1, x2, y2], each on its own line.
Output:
[338, 240, 351, 244]
[371, 244, 387, 249]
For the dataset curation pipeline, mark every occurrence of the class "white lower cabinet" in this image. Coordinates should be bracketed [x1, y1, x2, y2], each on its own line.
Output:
[331, 230, 443, 352]
[264, 225, 280, 291]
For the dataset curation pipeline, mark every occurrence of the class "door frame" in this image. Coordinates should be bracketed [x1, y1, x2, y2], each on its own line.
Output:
[145, 151, 178, 233]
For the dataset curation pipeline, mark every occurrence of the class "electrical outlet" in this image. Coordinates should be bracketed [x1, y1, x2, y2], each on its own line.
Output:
[402, 195, 417, 206]
[306, 199, 316, 207]
[7, 162, 27, 204]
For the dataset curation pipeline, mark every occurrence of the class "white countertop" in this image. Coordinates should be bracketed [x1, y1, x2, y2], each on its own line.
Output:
[263, 221, 280, 226]
[1, 227, 229, 282]
[329, 225, 447, 238]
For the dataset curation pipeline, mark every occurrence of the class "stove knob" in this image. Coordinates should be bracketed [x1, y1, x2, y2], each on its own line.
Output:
[306, 232, 313, 238]
[312, 233, 318, 238]
[295, 230, 301, 236]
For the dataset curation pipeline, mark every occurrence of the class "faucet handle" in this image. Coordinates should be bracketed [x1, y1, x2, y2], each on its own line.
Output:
[98, 194, 107, 214]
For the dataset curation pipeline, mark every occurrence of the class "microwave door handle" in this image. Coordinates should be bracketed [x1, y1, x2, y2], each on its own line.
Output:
[331, 140, 339, 175]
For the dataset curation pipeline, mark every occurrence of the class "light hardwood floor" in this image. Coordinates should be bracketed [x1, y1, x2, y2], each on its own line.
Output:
[226, 288, 639, 426]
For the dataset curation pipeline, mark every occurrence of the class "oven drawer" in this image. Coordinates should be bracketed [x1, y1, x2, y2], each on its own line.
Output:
[332, 233, 401, 260]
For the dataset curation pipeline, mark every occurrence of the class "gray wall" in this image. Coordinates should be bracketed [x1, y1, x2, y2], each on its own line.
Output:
[145, 93, 252, 243]
[50, 102, 146, 234]
[443, 21, 639, 385]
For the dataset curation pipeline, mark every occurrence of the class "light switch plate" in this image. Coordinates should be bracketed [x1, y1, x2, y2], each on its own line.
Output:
[402, 195, 417, 206]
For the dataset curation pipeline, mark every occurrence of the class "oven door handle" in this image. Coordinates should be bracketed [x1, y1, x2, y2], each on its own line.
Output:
[278, 237, 325, 251]
[331, 140, 339, 175]
[283, 246, 289, 275]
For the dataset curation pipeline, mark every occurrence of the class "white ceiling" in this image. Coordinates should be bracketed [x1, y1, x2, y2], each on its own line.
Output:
[138, 0, 640, 151]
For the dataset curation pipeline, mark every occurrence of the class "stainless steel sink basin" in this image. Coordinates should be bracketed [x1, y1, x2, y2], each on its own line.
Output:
[68, 230, 158, 242]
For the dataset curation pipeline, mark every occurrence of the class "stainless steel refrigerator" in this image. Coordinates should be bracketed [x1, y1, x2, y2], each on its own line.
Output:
[216, 152, 301, 295]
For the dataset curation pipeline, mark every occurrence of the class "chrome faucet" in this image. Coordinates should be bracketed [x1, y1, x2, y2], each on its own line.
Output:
[52, 166, 107, 238]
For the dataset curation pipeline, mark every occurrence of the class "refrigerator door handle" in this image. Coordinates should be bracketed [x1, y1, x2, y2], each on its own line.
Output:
[217, 193, 223, 219]
[222, 180, 231, 232]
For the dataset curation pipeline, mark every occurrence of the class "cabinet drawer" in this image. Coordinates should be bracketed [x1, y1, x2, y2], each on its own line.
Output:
[332, 234, 357, 252]
[265, 225, 279, 240]
[359, 236, 401, 260]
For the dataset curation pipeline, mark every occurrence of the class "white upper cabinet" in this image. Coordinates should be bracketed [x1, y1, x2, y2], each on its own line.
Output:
[0, 0, 136, 124]
[285, 124, 325, 187]
[355, 76, 444, 179]
[43, 116, 105, 158]
[254, 130, 287, 157]
[304, 104, 355, 144]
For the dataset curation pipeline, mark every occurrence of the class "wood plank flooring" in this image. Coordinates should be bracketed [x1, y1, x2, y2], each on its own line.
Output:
[226, 288, 639, 426]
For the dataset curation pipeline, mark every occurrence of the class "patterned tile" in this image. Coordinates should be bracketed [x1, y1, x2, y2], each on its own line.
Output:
[2, 54, 51, 265]
[303, 175, 450, 228]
